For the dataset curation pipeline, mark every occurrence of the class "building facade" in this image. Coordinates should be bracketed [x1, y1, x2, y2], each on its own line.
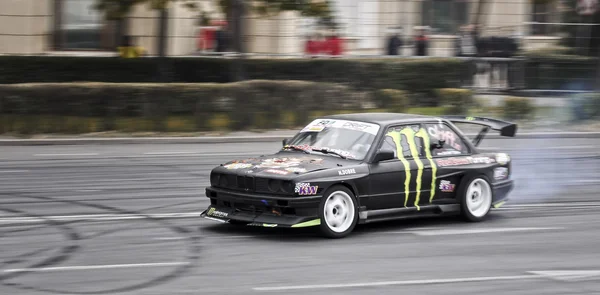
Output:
[0, 0, 565, 57]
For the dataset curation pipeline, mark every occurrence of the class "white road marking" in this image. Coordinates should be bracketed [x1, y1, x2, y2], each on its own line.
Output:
[0, 170, 29, 173]
[400, 227, 564, 236]
[0, 212, 202, 224]
[74, 189, 103, 192]
[528, 270, 600, 282]
[567, 179, 600, 184]
[154, 237, 187, 241]
[144, 151, 201, 155]
[3, 262, 189, 273]
[252, 274, 541, 291]
[34, 153, 99, 157]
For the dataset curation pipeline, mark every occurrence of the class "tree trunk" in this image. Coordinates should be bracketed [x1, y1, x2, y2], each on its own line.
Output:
[115, 17, 129, 47]
[156, 7, 170, 82]
[157, 8, 168, 57]
[472, 0, 488, 35]
[230, 0, 246, 82]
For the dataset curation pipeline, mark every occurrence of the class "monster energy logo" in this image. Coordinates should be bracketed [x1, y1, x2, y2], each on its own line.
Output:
[207, 207, 229, 218]
[386, 127, 437, 210]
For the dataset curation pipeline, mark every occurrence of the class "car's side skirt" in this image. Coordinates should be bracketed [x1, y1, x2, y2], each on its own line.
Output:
[358, 204, 460, 224]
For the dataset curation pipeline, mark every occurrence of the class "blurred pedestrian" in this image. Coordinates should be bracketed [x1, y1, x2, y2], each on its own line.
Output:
[386, 30, 403, 56]
[414, 28, 429, 56]
[215, 23, 230, 53]
[117, 36, 145, 58]
[326, 33, 343, 56]
[305, 34, 319, 57]
[455, 25, 477, 57]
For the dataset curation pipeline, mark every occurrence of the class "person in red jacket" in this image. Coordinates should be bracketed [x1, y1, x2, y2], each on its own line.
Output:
[326, 34, 343, 56]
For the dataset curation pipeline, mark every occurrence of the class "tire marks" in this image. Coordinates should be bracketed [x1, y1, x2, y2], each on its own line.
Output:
[0, 192, 202, 294]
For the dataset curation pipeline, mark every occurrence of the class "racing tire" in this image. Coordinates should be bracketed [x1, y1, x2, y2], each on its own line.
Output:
[458, 174, 493, 222]
[317, 185, 359, 239]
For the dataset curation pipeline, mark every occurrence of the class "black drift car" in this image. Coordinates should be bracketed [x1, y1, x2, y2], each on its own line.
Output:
[201, 113, 516, 238]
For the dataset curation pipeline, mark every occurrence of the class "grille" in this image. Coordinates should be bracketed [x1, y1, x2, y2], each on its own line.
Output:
[213, 173, 292, 195]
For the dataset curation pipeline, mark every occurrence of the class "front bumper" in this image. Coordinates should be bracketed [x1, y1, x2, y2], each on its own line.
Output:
[201, 187, 322, 228]
[491, 179, 514, 208]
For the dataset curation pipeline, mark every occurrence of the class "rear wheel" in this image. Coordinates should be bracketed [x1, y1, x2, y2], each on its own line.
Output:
[459, 175, 493, 222]
[318, 185, 358, 239]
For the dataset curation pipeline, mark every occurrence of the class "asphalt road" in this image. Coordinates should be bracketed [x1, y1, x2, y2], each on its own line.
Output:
[1, 138, 600, 295]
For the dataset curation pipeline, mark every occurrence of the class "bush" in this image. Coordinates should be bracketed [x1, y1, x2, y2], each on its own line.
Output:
[0, 80, 381, 134]
[569, 92, 600, 121]
[522, 53, 598, 91]
[372, 89, 409, 112]
[502, 97, 535, 120]
[0, 56, 465, 94]
[435, 88, 474, 115]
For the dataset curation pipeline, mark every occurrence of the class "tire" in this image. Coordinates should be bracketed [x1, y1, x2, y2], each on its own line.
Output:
[458, 174, 493, 222]
[317, 185, 359, 239]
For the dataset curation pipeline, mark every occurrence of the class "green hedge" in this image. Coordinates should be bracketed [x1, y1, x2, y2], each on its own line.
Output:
[0, 81, 475, 135]
[0, 56, 465, 94]
[435, 88, 474, 115]
[502, 97, 535, 120]
[0, 80, 411, 134]
[522, 52, 598, 91]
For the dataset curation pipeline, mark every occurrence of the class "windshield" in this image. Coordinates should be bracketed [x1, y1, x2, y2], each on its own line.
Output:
[284, 119, 381, 160]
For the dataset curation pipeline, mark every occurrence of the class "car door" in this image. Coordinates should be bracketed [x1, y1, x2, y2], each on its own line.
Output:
[368, 124, 433, 210]
[418, 121, 472, 206]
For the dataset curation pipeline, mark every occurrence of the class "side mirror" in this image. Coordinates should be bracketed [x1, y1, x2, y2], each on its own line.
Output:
[430, 139, 445, 150]
[282, 138, 289, 147]
[373, 149, 395, 163]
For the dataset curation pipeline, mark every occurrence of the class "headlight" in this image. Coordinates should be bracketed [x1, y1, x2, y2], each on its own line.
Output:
[496, 153, 510, 165]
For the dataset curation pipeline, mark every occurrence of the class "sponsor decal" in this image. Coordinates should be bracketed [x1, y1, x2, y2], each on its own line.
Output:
[467, 156, 496, 164]
[427, 124, 463, 151]
[386, 126, 437, 210]
[494, 167, 509, 180]
[437, 150, 462, 156]
[295, 182, 319, 195]
[300, 119, 380, 135]
[338, 168, 356, 176]
[264, 169, 289, 175]
[436, 156, 495, 167]
[285, 167, 308, 173]
[439, 180, 455, 192]
[466, 116, 476, 121]
[207, 207, 229, 218]
[436, 157, 471, 167]
[256, 156, 323, 169]
[223, 163, 253, 169]
[496, 153, 510, 165]
[247, 223, 277, 227]
[306, 126, 325, 132]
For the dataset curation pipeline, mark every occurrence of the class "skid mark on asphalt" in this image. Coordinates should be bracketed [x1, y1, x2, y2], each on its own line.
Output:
[0, 207, 82, 283]
[0, 192, 202, 295]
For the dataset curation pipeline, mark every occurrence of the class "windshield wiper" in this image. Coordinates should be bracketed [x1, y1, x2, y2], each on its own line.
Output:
[311, 148, 347, 159]
[283, 145, 310, 154]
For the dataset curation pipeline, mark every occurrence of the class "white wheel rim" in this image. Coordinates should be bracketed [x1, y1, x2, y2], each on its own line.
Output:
[323, 191, 355, 233]
[465, 178, 492, 218]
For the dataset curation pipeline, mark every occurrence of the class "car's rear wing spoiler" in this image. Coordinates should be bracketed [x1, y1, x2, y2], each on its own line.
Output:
[441, 116, 517, 147]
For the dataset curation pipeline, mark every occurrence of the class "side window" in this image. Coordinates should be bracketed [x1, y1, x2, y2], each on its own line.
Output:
[424, 122, 469, 156]
[381, 124, 425, 159]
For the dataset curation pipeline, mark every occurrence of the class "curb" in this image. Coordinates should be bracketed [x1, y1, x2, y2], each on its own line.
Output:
[1, 132, 600, 146]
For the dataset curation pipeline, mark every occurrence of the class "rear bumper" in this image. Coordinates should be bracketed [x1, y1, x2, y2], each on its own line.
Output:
[492, 179, 514, 208]
[201, 187, 322, 228]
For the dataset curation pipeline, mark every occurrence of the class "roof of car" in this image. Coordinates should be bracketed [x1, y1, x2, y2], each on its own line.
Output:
[321, 112, 437, 126]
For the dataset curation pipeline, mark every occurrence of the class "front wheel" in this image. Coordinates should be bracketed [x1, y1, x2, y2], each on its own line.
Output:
[458, 175, 493, 222]
[318, 185, 359, 239]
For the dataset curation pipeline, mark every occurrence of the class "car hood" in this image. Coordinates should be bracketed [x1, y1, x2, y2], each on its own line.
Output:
[216, 151, 355, 177]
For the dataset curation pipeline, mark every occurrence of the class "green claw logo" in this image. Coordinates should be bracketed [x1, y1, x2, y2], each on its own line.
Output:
[386, 127, 437, 211]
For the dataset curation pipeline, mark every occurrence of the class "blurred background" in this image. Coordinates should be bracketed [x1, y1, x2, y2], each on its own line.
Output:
[1, 1, 600, 295]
